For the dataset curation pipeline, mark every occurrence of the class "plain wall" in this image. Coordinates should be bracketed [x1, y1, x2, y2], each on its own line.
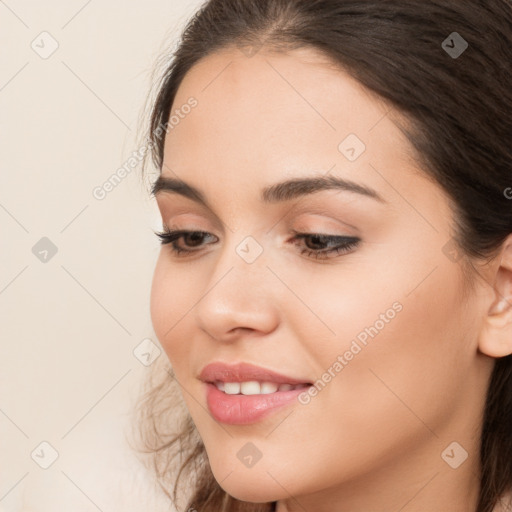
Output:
[0, 1, 205, 510]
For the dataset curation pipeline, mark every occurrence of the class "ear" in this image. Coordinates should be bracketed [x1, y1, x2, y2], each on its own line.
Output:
[478, 234, 512, 358]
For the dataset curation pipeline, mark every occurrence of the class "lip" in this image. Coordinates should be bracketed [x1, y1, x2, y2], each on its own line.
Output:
[204, 383, 309, 425]
[199, 361, 312, 425]
[198, 361, 312, 385]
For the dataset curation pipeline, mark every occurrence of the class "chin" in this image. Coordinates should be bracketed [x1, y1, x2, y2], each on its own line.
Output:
[210, 463, 285, 503]
[218, 483, 280, 504]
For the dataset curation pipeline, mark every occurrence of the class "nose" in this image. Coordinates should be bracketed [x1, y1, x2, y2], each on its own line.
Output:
[193, 240, 280, 343]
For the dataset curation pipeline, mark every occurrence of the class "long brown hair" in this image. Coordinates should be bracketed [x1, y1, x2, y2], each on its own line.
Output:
[132, 1, 512, 511]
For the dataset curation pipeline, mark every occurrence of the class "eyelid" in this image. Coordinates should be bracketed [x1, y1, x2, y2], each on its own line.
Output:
[159, 205, 362, 243]
[156, 201, 225, 232]
[290, 214, 359, 237]
[159, 200, 361, 229]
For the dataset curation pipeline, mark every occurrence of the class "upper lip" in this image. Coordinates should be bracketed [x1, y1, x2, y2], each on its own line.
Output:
[199, 361, 312, 385]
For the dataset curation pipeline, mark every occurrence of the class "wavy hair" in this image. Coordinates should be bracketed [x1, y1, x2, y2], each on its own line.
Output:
[132, 1, 512, 511]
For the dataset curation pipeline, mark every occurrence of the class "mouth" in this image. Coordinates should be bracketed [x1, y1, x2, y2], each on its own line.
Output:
[204, 381, 313, 425]
[199, 361, 313, 425]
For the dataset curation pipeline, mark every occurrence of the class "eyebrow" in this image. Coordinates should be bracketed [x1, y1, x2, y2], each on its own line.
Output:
[151, 173, 386, 207]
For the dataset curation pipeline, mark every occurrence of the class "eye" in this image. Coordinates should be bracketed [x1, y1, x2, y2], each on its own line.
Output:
[154, 229, 216, 256]
[153, 229, 360, 260]
[289, 231, 360, 260]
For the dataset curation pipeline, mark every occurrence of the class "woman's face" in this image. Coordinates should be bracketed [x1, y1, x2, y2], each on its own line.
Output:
[150, 47, 494, 510]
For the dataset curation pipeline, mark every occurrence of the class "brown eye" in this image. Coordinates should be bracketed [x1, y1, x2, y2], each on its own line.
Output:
[154, 229, 217, 255]
[290, 232, 360, 260]
[154, 229, 360, 260]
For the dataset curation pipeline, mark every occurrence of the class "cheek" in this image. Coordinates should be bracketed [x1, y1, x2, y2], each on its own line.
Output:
[150, 255, 196, 369]
[243, 256, 472, 491]
[307, 249, 471, 437]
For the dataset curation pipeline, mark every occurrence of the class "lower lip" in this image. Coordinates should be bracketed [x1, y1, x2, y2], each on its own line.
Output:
[205, 382, 309, 425]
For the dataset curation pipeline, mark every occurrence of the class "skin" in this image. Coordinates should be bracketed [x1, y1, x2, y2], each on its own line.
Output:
[150, 46, 512, 512]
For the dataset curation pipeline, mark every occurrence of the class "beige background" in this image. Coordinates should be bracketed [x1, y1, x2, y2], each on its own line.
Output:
[0, 1, 205, 510]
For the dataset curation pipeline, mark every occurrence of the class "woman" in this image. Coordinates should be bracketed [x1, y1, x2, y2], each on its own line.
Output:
[133, 1, 512, 511]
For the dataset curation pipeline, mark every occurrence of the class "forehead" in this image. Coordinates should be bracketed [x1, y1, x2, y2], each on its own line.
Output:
[163, 46, 421, 199]
[171, 46, 387, 141]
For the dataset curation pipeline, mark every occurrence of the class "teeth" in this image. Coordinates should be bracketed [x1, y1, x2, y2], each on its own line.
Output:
[260, 382, 278, 394]
[224, 382, 241, 394]
[240, 381, 261, 395]
[214, 381, 308, 395]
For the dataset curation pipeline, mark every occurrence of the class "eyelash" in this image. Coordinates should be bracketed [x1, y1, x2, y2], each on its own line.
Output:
[153, 228, 360, 260]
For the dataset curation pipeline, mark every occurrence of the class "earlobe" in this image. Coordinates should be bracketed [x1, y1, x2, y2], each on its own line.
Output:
[488, 297, 510, 316]
[478, 235, 512, 358]
[479, 305, 512, 358]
